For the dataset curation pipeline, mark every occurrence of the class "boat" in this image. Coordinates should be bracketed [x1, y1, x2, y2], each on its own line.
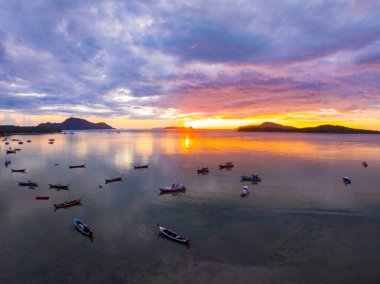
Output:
[19, 181, 38, 187]
[342, 177, 351, 184]
[241, 174, 261, 182]
[54, 196, 82, 209]
[219, 162, 234, 169]
[49, 183, 69, 190]
[18, 141, 23, 144]
[105, 176, 123, 184]
[14, 148, 21, 151]
[4, 160, 11, 167]
[6, 149, 16, 154]
[241, 185, 249, 197]
[11, 169, 26, 173]
[159, 183, 186, 193]
[48, 141, 54, 144]
[133, 163, 149, 169]
[27, 140, 31, 143]
[157, 223, 191, 245]
[69, 164, 85, 168]
[48, 138, 55, 142]
[197, 167, 209, 174]
[73, 217, 93, 238]
[362, 161, 368, 167]
[36, 196, 49, 200]
[5, 142, 9, 145]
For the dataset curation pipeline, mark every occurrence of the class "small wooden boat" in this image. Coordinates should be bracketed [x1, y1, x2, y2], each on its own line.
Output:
[49, 183, 69, 190]
[197, 167, 209, 174]
[241, 185, 249, 197]
[105, 176, 123, 184]
[157, 223, 190, 245]
[241, 175, 261, 182]
[5, 142, 9, 145]
[14, 148, 21, 151]
[48, 138, 55, 142]
[6, 150, 16, 154]
[19, 181, 38, 187]
[342, 177, 351, 184]
[54, 196, 82, 209]
[4, 160, 11, 167]
[159, 183, 186, 193]
[69, 164, 86, 168]
[133, 163, 149, 169]
[48, 141, 54, 144]
[73, 217, 93, 238]
[11, 169, 26, 173]
[18, 141, 23, 144]
[27, 140, 31, 143]
[36, 196, 49, 200]
[362, 161, 368, 167]
[219, 162, 234, 169]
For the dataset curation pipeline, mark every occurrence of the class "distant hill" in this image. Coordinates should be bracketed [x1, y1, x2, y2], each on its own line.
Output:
[238, 122, 380, 134]
[0, 125, 61, 135]
[38, 117, 114, 130]
[164, 126, 193, 130]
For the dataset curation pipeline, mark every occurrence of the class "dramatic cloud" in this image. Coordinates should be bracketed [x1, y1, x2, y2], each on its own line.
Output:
[0, 0, 380, 127]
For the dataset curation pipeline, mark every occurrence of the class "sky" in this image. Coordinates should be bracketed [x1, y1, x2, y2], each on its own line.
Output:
[1, 0, 380, 129]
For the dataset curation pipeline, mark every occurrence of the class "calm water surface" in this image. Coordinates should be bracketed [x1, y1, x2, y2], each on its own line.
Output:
[1, 130, 380, 283]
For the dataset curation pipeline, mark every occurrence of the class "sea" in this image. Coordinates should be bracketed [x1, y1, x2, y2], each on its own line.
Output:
[1, 130, 380, 284]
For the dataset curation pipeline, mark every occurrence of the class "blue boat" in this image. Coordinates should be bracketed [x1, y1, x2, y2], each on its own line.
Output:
[342, 177, 351, 184]
[241, 175, 261, 182]
[73, 217, 93, 238]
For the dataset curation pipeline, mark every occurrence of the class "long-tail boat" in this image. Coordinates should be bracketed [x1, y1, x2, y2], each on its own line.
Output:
[54, 196, 82, 209]
[219, 162, 234, 169]
[19, 181, 38, 187]
[133, 163, 149, 169]
[157, 223, 191, 245]
[105, 176, 123, 184]
[49, 183, 69, 190]
[69, 164, 86, 168]
[73, 217, 93, 238]
[11, 169, 26, 173]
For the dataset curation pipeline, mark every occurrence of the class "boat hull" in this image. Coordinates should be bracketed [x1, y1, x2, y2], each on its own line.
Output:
[74, 217, 93, 237]
[157, 224, 190, 245]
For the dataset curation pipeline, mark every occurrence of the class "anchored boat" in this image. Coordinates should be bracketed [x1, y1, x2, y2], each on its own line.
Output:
[73, 217, 93, 238]
[157, 223, 190, 245]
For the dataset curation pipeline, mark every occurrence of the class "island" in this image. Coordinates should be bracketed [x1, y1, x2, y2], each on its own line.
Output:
[238, 122, 380, 134]
[0, 125, 61, 136]
[38, 117, 114, 130]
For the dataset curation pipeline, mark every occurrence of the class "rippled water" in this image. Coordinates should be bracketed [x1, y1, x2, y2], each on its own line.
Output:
[1, 130, 380, 283]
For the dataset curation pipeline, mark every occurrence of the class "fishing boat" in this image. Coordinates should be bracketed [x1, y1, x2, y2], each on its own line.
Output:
[362, 161, 368, 167]
[159, 183, 186, 193]
[48, 141, 54, 144]
[36, 196, 49, 200]
[73, 217, 93, 238]
[219, 162, 234, 169]
[54, 196, 82, 209]
[241, 174, 261, 182]
[105, 176, 123, 184]
[69, 164, 85, 168]
[14, 148, 21, 151]
[133, 163, 149, 169]
[11, 168, 26, 173]
[197, 167, 209, 174]
[48, 138, 55, 142]
[27, 140, 31, 143]
[241, 185, 249, 197]
[5, 142, 9, 145]
[342, 177, 351, 184]
[19, 181, 38, 187]
[18, 141, 23, 144]
[6, 149, 16, 154]
[49, 183, 69, 190]
[157, 223, 191, 245]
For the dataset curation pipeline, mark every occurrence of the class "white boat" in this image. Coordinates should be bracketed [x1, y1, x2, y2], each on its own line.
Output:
[241, 185, 249, 197]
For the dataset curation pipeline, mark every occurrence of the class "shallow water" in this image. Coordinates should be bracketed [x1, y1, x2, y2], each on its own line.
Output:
[1, 130, 380, 283]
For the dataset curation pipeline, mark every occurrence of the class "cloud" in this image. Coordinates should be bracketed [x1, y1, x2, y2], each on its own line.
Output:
[0, 0, 380, 125]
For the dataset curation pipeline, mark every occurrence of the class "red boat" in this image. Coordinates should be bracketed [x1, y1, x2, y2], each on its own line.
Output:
[54, 196, 82, 209]
[36, 196, 49, 200]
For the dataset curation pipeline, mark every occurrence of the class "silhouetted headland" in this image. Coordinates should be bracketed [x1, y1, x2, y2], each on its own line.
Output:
[0, 125, 61, 136]
[38, 117, 114, 130]
[238, 122, 380, 134]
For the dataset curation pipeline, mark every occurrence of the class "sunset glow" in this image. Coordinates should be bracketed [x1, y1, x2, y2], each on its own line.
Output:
[1, 1, 380, 130]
